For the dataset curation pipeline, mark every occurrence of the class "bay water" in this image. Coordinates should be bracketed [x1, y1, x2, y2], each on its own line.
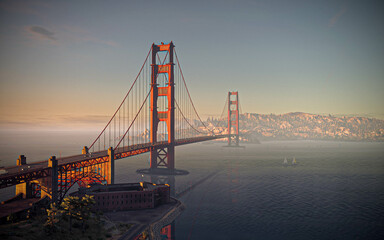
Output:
[0, 130, 383, 239]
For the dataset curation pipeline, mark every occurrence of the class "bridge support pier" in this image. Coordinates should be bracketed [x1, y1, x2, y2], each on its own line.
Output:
[150, 146, 175, 171]
[15, 155, 33, 199]
[82, 146, 89, 155]
[48, 156, 58, 203]
[167, 146, 175, 170]
[108, 147, 115, 184]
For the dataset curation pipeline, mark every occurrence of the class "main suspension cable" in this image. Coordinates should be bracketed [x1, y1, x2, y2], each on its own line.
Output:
[174, 50, 217, 134]
[175, 99, 205, 134]
[90, 47, 152, 149]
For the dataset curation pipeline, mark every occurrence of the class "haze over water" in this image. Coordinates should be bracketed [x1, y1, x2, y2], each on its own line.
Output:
[1, 131, 383, 239]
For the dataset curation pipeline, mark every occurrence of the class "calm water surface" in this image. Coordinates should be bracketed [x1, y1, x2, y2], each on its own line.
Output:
[1, 130, 383, 239]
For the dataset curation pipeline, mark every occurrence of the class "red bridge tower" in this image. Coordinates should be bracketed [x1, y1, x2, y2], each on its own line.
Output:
[228, 91, 240, 146]
[150, 42, 175, 171]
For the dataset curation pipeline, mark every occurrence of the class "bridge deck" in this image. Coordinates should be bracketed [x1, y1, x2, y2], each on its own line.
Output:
[0, 135, 227, 189]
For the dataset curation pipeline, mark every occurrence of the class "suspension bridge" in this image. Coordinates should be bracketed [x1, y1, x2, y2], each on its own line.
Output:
[0, 42, 241, 205]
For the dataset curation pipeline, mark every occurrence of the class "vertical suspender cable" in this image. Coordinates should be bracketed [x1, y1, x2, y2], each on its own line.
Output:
[89, 48, 151, 150]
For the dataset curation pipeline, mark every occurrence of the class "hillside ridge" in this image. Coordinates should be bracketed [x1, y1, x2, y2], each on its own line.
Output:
[203, 112, 384, 142]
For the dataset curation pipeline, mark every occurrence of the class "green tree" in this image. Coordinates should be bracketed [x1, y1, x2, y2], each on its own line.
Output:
[78, 195, 96, 233]
[60, 195, 96, 233]
[44, 203, 61, 232]
[60, 195, 82, 232]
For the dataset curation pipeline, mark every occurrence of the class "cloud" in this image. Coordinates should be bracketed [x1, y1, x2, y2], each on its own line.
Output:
[23, 25, 118, 47]
[57, 115, 110, 124]
[329, 7, 347, 27]
[0, 114, 110, 130]
[25, 25, 56, 41]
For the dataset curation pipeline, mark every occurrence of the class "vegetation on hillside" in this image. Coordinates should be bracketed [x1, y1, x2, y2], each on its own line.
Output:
[0, 195, 131, 240]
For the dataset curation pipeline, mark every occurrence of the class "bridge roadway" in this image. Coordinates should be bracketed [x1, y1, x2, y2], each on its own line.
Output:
[0, 135, 227, 189]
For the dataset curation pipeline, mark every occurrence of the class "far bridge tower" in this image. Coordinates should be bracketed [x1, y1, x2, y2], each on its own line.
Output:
[227, 91, 240, 146]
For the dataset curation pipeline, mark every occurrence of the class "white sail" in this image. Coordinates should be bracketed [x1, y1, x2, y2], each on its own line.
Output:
[292, 157, 297, 165]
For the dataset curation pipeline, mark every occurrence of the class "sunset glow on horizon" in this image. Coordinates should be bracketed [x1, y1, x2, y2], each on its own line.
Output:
[1, 0, 383, 130]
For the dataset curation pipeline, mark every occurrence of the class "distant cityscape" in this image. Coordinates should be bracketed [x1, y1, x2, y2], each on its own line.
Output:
[204, 112, 384, 142]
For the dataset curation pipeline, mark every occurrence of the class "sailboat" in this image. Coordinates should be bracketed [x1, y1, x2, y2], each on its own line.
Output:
[292, 157, 297, 166]
[283, 157, 288, 166]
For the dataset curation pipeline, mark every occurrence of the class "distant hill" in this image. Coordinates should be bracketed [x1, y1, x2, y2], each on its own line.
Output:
[203, 112, 384, 142]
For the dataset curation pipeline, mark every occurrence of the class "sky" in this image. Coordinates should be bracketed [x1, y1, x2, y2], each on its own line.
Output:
[0, 0, 383, 130]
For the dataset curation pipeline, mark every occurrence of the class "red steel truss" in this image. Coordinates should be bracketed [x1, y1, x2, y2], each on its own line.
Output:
[0, 168, 50, 189]
[0, 136, 225, 201]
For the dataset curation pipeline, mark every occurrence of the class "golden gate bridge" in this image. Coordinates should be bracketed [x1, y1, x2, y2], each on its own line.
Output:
[0, 42, 241, 205]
